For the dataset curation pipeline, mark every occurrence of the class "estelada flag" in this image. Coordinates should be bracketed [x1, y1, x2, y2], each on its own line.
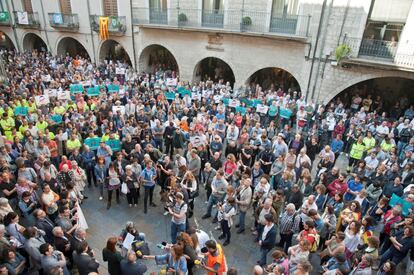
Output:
[99, 16, 109, 40]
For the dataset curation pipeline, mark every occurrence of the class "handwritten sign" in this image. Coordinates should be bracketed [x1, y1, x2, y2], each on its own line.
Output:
[57, 90, 70, 101]
[35, 95, 50, 106]
[228, 99, 240, 108]
[84, 137, 101, 150]
[14, 106, 28, 116]
[190, 135, 206, 147]
[106, 139, 121, 152]
[256, 104, 269, 114]
[115, 68, 125, 75]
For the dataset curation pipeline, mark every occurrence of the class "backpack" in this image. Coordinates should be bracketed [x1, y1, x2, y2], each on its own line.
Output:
[309, 231, 320, 252]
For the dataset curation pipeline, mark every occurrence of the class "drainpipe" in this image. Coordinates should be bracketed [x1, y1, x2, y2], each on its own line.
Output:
[129, 0, 137, 69]
[305, 0, 327, 101]
[39, 0, 52, 54]
[7, 0, 20, 52]
[310, 0, 334, 102]
[86, 0, 97, 63]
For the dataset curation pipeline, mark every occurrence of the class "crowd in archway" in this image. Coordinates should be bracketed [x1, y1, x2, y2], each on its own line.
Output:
[0, 48, 412, 275]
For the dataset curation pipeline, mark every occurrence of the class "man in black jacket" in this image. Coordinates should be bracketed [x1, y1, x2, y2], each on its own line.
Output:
[34, 209, 55, 244]
[257, 214, 276, 266]
[72, 241, 99, 275]
[120, 251, 148, 275]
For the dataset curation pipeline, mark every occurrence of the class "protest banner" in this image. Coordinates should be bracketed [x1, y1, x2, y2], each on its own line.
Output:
[70, 84, 83, 94]
[107, 84, 120, 93]
[57, 90, 70, 101]
[35, 95, 50, 106]
[166, 78, 178, 86]
[164, 92, 176, 100]
[228, 99, 240, 108]
[45, 89, 57, 98]
[14, 106, 28, 116]
[235, 106, 247, 115]
[190, 135, 206, 147]
[87, 87, 100, 97]
[106, 139, 121, 152]
[256, 104, 269, 114]
[84, 137, 101, 150]
[390, 193, 413, 216]
[51, 114, 63, 124]
[115, 68, 126, 75]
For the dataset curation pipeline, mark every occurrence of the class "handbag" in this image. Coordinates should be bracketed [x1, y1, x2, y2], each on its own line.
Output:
[189, 189, 199, 199]
[121, 183, 129, 194]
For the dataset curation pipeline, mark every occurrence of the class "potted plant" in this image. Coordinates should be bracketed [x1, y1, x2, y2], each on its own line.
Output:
[178, 13, 187, 26]
[240, 16, 252, 32]
[334, 44, 351, 65]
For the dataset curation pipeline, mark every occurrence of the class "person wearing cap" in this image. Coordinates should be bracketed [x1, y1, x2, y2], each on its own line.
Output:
[201, 240, 227, 275]
[122, 165, 139, 207]
[167, 192, 187, 244]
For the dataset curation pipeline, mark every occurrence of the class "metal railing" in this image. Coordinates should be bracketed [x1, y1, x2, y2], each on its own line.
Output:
[90, 15, 127, 34]
[0, 11, 11, 26]
[132, 8, 311, 38]
[344, 36, 414, 69]
[48, 13, 79, 29]
[13, 11, 40, 28]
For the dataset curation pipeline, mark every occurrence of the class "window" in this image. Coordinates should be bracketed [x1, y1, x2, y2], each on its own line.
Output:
[271, 0, 299, 16]
[22, 0, 33, 13]
[59, 0, 72, 14]
[203, 0, 223, 11]
[103, 0, 118, 16]
[149, 0, 167, 11]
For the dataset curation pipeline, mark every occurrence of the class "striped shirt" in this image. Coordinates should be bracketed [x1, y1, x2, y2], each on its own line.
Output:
[279, 211, 301, 235]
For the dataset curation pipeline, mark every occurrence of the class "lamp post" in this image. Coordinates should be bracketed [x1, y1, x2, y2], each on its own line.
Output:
[0, 32, 7, 84]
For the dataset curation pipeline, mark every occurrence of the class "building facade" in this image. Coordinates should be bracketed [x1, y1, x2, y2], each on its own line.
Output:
[0, 0, 413, 104]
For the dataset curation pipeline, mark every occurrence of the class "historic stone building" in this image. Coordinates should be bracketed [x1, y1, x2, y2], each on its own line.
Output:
[0, 0, 413, 104]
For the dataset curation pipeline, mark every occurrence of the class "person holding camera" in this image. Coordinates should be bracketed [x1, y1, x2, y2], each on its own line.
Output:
[217, 197, 237, 246]
[168, 192, 187, 244]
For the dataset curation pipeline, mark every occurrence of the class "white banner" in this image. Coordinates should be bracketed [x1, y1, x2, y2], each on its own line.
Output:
[17, 12, 29, 25]
[166, 78, 178, 86]
[57, 90, 70, 101]
[256, 104, 269, 114]
[44, 89, 57, 98]
[112, 105, 125, 115]
[228, 99, 240, 108]
[76, 202, 88, 230]
[115, 68, 125, 75]
[35, 95, 50, 106]
[190, 135, 206, 147]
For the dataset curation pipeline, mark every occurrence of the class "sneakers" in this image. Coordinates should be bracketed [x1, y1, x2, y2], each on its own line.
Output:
[150, 203, 157, 207]
[134, 204, 138, 207]
[129, 204, 132, 208]
[218, 235, 225, 240]
[212, 218, 218, 224]
[236, 229, 245, 234]
[223, 241, 230, 246]
[201, 214, 211, 219]
[99, 196, 103, 201]
[214, 226, 221, 230]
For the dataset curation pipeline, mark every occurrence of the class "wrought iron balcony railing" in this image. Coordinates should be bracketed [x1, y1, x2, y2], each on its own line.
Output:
[13, 11, 40, 29]
[48, 13, 79, 29]
[90, 15, 127, 34]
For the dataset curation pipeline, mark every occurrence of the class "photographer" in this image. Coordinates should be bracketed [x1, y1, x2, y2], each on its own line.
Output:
[168, 192, 187, 244]
[157, 155, 173, 193]
[217, 197, 237, 246]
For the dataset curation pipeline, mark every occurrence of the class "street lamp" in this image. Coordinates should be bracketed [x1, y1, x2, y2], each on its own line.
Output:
[0, 31, 7, 84]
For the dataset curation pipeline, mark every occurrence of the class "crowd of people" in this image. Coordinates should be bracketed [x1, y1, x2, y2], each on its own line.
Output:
[0, 48, 412, 275]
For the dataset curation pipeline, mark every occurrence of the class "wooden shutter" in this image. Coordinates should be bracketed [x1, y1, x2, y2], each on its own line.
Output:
[103, 0, 118, 16]
[59, 0, 72, 14]
[22, 0, 33, 13]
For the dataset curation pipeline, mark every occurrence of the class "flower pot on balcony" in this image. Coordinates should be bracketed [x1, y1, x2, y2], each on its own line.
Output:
[178, 13, 188, 27]
[118, 24, 126, 33]
[240, 16, 252, 32]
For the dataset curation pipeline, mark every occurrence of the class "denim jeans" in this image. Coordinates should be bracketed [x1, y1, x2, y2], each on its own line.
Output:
[171, 222, 186, 244]
[238, 211, 246, 230]
[258, 247, 271, 266]
[205, 195, 221, 216]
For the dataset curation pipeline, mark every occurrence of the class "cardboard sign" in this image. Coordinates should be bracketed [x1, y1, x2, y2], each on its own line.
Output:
[106, 139, 121, 152]
[228, 99, 240, 108]
[112, 106, 125, 115]
[35, 95, 50, 106]
[164, 92, 176, 100]
[190, 135, 206, 147]
[84, 137, 101, 150]
[70, 84, 83, 94]
[166, 78, 178, 86]
[115, 68, 125, 75]
[45, 89, 57, 98]
[14, 106, 28, 116]
[57, 90, 70, 101]
[279, 108, 293, 119]
[256, 104, 269, 114]
[107, 84, 120, 93]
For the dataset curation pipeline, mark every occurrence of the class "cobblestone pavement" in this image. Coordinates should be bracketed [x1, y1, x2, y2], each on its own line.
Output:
[81, 154, 351, 274]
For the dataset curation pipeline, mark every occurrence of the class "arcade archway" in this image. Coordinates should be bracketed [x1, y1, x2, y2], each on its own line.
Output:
[99, 39, 131, 65]
[139, 44, 179, 74]
[56, 37, 90, 59]
[329, 77, 414, 118]
[193, 57, 235, 86]
[246, 67, 301, 92]
[0, 32, 15, 51]
[23, 33, 47, 52]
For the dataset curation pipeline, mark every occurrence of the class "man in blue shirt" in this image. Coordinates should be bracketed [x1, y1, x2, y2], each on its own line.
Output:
[330, 134, 344, 164]
[139, 160, 157, 214]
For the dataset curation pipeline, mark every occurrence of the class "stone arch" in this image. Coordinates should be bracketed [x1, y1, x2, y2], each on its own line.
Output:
[99, 39, 132, 65]
[193, 56, 235, 86]
[0, 32, 16, 51]
[138, 44, 179, 73]
[22, 32, 47, 52]
[245, 67, 302, 92]
[56, 36, 91, 59]
[327, 72, 414, 104]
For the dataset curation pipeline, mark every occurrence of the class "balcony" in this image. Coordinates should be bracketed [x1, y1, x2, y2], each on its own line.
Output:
[132, 8, 311, 39]
[13, 11, 40, 29]
[0, 11, 11, 26]
[90, 15, 127, 35]
[343, 36, 414, 70]
[48, 13, 79, 30]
